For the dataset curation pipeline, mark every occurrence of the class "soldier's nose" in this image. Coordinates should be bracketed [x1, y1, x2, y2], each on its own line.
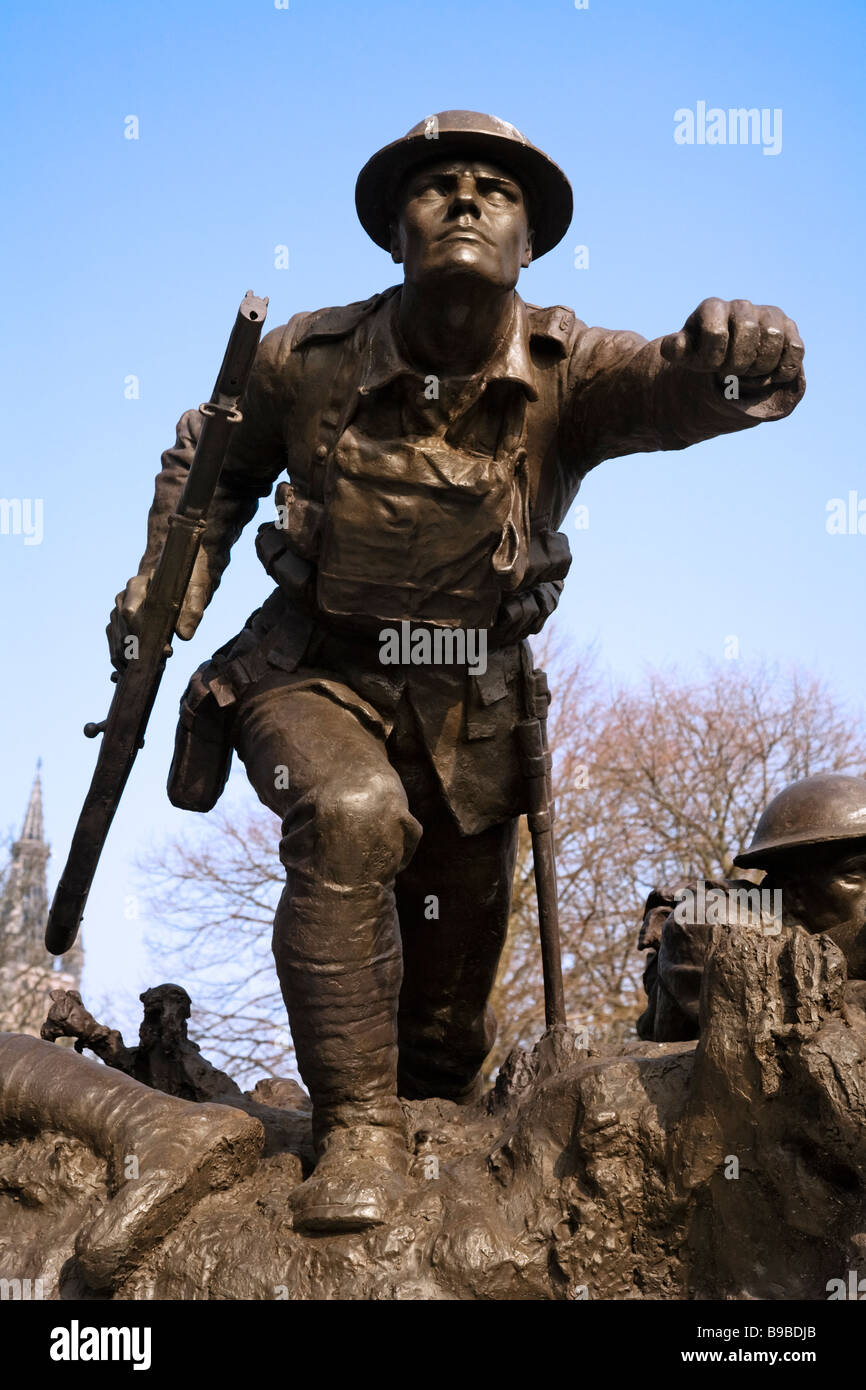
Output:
[450, 178, 480, 213]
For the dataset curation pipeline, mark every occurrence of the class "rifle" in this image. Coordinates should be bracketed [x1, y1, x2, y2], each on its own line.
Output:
[45, 291, 269, 956]
[516, 651, 566, 1027]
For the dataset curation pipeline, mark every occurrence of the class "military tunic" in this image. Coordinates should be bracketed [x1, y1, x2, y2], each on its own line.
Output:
[138, 284, 805, 835]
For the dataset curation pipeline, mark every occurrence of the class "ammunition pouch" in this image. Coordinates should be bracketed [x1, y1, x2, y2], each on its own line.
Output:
[167, 686, 235, 812]
[254, 481, 320, 607]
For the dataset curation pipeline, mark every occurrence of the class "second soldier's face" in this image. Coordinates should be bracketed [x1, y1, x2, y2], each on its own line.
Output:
[777, 853, 866, 934]
[390, 158, 533, 290]
[773, 850, 866, 976]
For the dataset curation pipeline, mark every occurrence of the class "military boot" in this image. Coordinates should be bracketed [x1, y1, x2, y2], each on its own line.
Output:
[289, 1121, 413, 1233]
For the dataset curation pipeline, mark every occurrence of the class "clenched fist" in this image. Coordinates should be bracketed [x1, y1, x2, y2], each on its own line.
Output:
[660, 297, 804, 388]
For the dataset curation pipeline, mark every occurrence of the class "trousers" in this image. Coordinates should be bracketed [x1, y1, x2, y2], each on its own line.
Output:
[232, 677, 519, 1138]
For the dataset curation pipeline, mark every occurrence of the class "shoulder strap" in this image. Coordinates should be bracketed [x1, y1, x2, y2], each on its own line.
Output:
[524, 303, 584, 356]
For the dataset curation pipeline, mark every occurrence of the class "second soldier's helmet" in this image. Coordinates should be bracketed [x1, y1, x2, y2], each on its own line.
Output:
[734, 773, 866, 868]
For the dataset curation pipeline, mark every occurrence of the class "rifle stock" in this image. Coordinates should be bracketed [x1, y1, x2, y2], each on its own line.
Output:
[45, 291, 268, 955]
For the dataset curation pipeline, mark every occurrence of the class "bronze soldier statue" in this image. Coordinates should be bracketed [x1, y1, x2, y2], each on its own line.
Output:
[107, 111, 806, 1231]
[638, 774, 866, 1042]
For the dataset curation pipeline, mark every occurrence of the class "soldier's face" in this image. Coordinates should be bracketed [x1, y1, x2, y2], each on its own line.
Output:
[771, 849, 866, 975]
[390, 158, 534, 290]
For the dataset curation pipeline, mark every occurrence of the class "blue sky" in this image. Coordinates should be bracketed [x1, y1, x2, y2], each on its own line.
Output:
[1, 0, 864, 1036]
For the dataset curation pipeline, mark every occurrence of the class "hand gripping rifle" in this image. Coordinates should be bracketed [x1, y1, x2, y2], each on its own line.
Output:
[45, 291, 269, 956]
[516, 649, 566, 1027]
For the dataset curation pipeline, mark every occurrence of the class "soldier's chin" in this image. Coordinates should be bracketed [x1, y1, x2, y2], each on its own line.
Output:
[415, 252, 511, 292]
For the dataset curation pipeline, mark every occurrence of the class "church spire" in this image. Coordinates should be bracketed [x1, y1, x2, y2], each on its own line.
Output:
[0, 762, 83, 1037]
[4, 761, 50, 942]
[19, 760, 44, 844]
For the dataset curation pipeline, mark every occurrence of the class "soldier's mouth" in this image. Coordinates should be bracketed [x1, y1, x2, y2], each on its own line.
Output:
[439, 229, 489, 244]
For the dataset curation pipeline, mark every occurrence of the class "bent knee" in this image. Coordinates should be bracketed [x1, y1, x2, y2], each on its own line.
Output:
[306, 771, 421, 883]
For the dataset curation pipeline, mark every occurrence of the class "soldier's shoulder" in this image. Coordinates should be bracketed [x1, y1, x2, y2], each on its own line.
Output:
[522, 300, 647, 366]
[279, 286, 401, 351]
[248, 289, 399, 384]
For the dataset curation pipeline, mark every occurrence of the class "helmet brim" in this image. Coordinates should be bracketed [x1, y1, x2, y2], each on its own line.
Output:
[734, 829, 866, 869]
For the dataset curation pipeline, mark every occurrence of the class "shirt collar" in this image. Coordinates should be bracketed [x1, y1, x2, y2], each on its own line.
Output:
[357, 289, 539, 402]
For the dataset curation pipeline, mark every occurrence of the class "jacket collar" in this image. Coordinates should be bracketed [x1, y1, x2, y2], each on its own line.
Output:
[357, 289, 540, 401]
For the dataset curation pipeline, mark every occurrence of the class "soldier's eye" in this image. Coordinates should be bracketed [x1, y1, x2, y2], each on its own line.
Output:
[415, 179, 449, 198]
[479, 181, 516, 202]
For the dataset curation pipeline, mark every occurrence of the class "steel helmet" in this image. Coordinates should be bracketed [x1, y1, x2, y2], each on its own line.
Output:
[355, 109, 573, 259]
[734, 773, 866, 868]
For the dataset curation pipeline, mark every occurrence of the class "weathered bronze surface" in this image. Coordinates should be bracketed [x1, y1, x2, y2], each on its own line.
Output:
[5, 920, 866, 1299]
[63, 111, 806, 1232]
[638, 775, 866, 1041]
[41, 985, 244, 1102]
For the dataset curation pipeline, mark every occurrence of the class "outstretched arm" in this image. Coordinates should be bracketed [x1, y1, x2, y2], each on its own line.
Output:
[565, 297, 805, 477]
